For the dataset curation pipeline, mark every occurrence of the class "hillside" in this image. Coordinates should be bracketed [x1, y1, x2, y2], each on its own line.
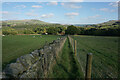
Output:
[2, 19, 50, 26]
[2, 19, 65, 30]
[2, 19, 68, 35]
[98, 20, 120, 26]
[72, 20, 120, 27]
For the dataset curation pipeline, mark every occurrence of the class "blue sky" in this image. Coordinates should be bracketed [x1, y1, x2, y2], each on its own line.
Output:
[1, 2, 118, 24]
[0, 0, 119, 2]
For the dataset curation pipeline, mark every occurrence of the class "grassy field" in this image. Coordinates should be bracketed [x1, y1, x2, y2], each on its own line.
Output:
[71, 35, 118, 78]
[2, 35, 119, 78]
[48, 38, 84, 78]
[2, 35, 61, 69]
[0, 35, 2, 72]
[0, 29, 1, 35]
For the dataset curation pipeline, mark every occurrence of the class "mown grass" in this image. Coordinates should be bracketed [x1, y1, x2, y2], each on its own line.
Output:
[0, 35, 2, 72]
[72, 35, 118, 78]
[0, 30, 1, 36]
[2, 35, 61, 69]
[48, 38, 84, 78]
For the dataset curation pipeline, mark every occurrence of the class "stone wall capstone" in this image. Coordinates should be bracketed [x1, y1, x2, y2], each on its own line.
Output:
[2, 37, 67, 78]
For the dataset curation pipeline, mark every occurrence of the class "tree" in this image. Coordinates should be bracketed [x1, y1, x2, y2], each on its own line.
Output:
[42, 28, 47, 34]
[33, 27, 46, 34]
[78, 27, 85, 35]
[65, 25, 79, 35]
[24, 29, 35, 34]
[47, 27, 58, 35]
[2, 28, 18, 35]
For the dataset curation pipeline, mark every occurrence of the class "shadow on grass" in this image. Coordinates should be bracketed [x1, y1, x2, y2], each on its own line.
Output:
[49, 38, 83, 78]
[2, 59, 16, 70]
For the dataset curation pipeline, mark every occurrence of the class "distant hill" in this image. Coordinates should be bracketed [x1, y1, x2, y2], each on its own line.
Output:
[2, 19, 119, 28]
[74, 20, 120, 27]
[2, 19, 50, 26]
[72, 20, 119, 27]
[73, 24, 94, 27]
[98, 20, 119, 26]
[2, 19, 68, 31]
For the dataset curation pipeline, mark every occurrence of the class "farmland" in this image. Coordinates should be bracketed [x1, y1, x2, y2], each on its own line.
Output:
[1, 2, 119, 78]
[48, 38, 84, 78]
[0, 35, 2, 72]
[2, 35, 62, 69]
[2, 35, 119, 78]
[0, 28, 2, 71]
[0, 29, 1, 35]
[47, 35, 118, 78]
[71, 35, 118, 78]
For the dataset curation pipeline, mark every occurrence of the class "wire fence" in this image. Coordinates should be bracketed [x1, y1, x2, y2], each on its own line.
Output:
[68, 35, 118, 78]
[68, 35, 86, 77]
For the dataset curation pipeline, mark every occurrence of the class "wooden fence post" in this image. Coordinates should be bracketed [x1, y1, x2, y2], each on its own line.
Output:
[85, 53, 93, 80]
[74, 40, 77, 56]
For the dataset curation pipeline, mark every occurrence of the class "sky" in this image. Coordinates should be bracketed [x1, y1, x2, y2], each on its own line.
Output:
[0, 0, 119, 2]
[1, 1, 119, 24]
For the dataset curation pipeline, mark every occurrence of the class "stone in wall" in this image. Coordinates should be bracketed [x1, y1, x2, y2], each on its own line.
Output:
[3, 62, 25, 78]
[2, 37, 67, 78]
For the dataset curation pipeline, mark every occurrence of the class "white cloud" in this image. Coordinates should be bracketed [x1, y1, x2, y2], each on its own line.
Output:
[4, 2, 11, 5]
[69, 0, 84, 2]
[25, 10, 38, 17]
[47, 1, 58, 5]
[61, 2, 82, 9]
[61, 3, 65, 6]
[82, 14, 102, 22]
[0, 11, 8, 14]
[1, 11, 21, 20]
[32, 5, 42, 8]
[65, 12, 79, 18]
[100, 8, 109, 12]
[65, 12, 79, 16]
[20, 5, 26, 8]
[26, 13, 38, 17]
[0, 11, 20, 15]
[14, 5, 26, 8]
[41, 13, 54, 18]
[100, 8, 116, 12]
[89, 15, 101, 19]
[109, 2, 118, 7]
[110, 9, 116, 12]
[38, 2, 43, 4]
[70, 5, 82, 9]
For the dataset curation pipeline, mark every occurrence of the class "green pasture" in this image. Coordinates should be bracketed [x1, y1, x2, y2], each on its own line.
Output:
[0, 35, 2, 71]
[2, 35, 119, 78]
[48, 38, 84, 78]
[72, 35, 118, 78]
[2, 35, 61, 69]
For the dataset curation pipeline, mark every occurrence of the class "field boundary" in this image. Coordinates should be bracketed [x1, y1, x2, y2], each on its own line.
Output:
[69, 35, 118, 78]
[68, 35, 85, 77]
[2, 37, 67, 78]
[16, 34, 42, 35]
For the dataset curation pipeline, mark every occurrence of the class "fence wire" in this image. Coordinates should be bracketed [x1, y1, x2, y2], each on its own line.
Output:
[68, 35, 118, 78]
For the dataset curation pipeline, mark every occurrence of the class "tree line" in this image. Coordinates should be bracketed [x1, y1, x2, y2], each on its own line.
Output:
[65, 25, 120, 36]
[2, 23, 120, 36]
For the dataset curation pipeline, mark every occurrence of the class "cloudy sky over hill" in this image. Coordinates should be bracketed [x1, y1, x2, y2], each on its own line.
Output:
[1, 1, 118, 24]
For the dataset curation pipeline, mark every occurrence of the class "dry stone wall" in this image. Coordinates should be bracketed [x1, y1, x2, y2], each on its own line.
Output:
[2, 37, 67, 78]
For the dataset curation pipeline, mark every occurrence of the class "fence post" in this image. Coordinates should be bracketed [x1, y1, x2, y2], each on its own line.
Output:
[74, 40, 77, 56]
[85, 53, 93, 80]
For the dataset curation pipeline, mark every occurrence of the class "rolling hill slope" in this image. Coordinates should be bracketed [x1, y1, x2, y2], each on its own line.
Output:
[2, 19, 50, 26]
[98, 20, 120, 26]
